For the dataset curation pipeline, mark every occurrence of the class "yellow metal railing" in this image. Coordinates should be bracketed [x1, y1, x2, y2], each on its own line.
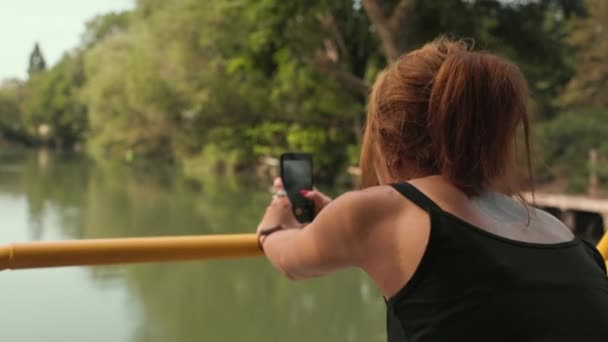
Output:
[1, 232, 607, 271]
[596, 232, 608, 271]
[0, 234, 263, 271]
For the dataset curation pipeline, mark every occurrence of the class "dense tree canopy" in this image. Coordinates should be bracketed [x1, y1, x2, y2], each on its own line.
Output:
[0, 0, 605, 192]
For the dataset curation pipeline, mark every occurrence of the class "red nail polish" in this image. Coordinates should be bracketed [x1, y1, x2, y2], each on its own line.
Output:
[299, 190, 309, 196]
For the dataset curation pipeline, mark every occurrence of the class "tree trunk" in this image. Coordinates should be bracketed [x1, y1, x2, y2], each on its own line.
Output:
[362, 0, 414, 62]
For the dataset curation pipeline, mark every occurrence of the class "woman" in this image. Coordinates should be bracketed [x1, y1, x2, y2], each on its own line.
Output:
[256, 38, 608, 341]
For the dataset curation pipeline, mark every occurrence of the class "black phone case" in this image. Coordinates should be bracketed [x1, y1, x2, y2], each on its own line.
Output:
[280, 153, 315, 223]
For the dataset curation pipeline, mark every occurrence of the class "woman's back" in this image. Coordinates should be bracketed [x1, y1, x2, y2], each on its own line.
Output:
[385, 181, 608, 342]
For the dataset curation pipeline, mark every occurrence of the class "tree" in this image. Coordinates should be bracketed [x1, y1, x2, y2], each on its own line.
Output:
[535, 108, 608, 193]
[27, 42, 47, 76]
[80, 11, 130, 48]
[559, 0, 608, 108]
[0, 79, 31, 145]
[345, 0, 584, 117]
[3, 0, 594, 185]
[22, 53, 88, 147]
[82, 20, 179, 160]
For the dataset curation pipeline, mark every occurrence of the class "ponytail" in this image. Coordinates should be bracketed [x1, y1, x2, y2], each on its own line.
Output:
[361, 37, 533, 197]
[428, 50, 531, 196]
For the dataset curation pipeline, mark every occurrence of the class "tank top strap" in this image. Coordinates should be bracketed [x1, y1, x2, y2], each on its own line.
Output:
[390, 182, 443, 213]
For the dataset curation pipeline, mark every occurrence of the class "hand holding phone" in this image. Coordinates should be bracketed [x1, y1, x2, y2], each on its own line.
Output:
[280, 152, 315, 223]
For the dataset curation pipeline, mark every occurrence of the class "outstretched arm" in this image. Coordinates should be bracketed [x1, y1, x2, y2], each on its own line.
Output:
[257, 190, 374, 280]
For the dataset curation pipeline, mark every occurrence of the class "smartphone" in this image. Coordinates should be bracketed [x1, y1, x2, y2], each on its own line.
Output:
[280, 152, 315, 223]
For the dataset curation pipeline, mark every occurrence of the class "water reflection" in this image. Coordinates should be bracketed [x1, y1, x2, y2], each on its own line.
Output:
[0, 150, 384, 342]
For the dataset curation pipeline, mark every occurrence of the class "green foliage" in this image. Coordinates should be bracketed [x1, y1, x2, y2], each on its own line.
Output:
[21, 53, 87, 147]
[82, 25, 179, 160]
[535, 108, 608, 192]
[559, 0, 608, 108]
[0, 88, 20, 127]
[403, 0, 581, 118]
[0, 80, 26, 143]
[1, 0, 605, 191]
[80, 11, 130, 48]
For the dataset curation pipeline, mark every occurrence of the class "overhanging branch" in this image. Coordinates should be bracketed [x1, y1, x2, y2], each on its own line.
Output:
[362, 0, 401, 62]
[362, 0, 414, 62]
[314, 58, 370, 97]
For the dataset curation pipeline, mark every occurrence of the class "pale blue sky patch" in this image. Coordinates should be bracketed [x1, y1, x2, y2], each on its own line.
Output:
[0, 0, 134, 81]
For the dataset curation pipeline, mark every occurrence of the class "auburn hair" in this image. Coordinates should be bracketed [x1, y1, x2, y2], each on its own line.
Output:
[360, 37, 533, 197]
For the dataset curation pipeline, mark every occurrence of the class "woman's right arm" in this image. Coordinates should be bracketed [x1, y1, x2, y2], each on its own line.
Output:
[258, 186, 404, 280]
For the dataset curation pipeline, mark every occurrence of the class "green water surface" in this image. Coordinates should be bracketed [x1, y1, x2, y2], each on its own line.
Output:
[0, 150, 384, 342]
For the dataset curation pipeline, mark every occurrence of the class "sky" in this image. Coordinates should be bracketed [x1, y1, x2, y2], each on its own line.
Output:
[0, 0, 135, 82]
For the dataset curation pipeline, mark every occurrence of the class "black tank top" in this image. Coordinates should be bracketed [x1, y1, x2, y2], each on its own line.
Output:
[386, 182, 608, 342]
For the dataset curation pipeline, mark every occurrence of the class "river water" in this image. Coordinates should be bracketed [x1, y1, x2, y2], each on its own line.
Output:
[0, 150, 384, 342]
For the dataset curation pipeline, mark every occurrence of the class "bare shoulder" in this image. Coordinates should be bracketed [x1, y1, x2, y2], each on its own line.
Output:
[532, 207, 565, 225]
[342, 185, 403, 200]
[532, 207, 575, 239]
[332, 185, 431, 295]
[327, 185, 411, 229]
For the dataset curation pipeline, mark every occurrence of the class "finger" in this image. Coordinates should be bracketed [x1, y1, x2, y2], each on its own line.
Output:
[300, 189, 330, 202]
[300, 189, 323, 203]
[299, 189, 322, 207]
[299, 189, 315, 199]
[271, 196, 290, 207]
[273, 177, 284, 191]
